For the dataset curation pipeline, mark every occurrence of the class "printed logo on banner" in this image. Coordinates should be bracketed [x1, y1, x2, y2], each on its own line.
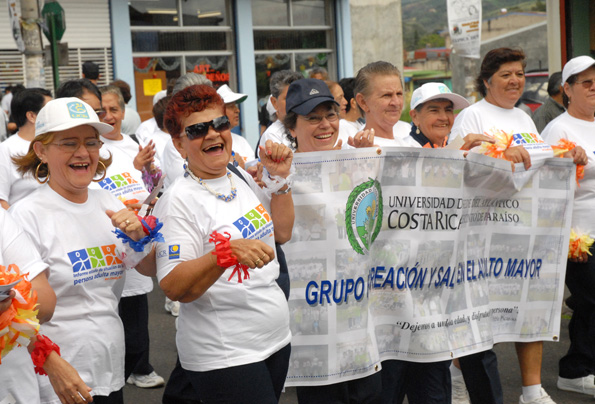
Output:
[346, 178, 383, 255]
[67, 244, 124, 285]
[98, 172, 139, 191]
[232, 203, 273, 239]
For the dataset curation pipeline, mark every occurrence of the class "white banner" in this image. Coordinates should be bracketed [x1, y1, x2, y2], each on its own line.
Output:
[447, 0, 482, 58]
[285, 148, 574, 386]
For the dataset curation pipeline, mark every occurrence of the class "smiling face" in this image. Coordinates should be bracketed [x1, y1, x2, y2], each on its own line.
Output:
[484, 61, 525, 109]
[357, 74, 404, 132]
[291, 103, 340, 153]
[173, 106, 232, 179]
[409, 100, 454, 147]
[101, 93, 124, 140]
[34, 125, 100, 203]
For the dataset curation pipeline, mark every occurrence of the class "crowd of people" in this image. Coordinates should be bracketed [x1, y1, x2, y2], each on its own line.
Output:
[0, 48, 593, 404]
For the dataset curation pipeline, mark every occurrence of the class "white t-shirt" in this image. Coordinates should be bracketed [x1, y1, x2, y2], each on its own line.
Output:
[0, 209, 47, 404]
[95, 135, 153, 297]
[450, 99, 552, 159]
[393, 120, 412, 140]
[135, 117, 158, 145]
[0, 109, 8, 142]
[121, 106, 142, 136]
[0, 133, 40, 205]
[259, 120, 292, 149]
[10, 186, 129, 402]
[161, 138, 186, 189]
[139, 127, 170, 170]
[1, 93, 12, 116]
[541, 112, 595, 237]
[153, 170, 291, 372]
[232, 133, 255, 162]
[337, 119, 364, 146]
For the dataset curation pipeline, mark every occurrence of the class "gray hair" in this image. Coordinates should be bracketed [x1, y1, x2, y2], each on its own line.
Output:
[172, 73, 213, 95]
[99, 85, 125, 110]
[269, 70, 303, 98]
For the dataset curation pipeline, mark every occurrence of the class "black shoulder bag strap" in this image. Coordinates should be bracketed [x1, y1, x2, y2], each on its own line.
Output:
[226, 163, 290, 300]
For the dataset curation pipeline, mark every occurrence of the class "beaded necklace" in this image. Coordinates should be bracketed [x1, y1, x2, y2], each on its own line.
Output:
[185, 167, 237, 202]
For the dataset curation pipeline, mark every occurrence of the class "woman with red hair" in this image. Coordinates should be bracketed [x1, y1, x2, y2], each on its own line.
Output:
[154, 84, 294, 404]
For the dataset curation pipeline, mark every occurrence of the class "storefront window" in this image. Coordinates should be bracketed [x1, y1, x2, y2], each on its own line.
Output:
[130, 0, 234, 120]
[252, 0, 334, 101]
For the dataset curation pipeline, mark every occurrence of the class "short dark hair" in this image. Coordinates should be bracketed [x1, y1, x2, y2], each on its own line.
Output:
[111, 80, 132, 104]
[11, 88, 52, 128]
[339, 78, 356, 113]
[153, 96, 171, 131]
[476, 48, 526, 97]
[547, 72, 563, 96]
[56, 79, 102, 102]
[82, 61, 100, 80]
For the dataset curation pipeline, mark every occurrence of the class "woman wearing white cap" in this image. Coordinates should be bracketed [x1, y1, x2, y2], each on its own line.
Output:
[216, 84, 255, 163]
[541, 55, 595, 397]
[10, 97, 158, 404]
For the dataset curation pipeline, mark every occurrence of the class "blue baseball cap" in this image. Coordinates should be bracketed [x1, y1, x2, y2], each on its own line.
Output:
[285, 79, 339, 115]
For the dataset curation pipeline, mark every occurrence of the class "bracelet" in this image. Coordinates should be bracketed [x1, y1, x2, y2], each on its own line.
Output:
[208, 231, 250, 283]
[113, 215, 165, 252]
[274, 185, 292, 195]
[31, 334, 61, 376]
[261, 165, 295, 196]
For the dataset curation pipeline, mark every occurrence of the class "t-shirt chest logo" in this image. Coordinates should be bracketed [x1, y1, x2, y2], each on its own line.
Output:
[232, 203, 273, 239]
[68, 244, 124, 285]
[98, 172, 138, 190]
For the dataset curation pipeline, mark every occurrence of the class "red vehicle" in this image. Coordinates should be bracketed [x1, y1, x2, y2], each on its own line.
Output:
[516, 71, 549, 113]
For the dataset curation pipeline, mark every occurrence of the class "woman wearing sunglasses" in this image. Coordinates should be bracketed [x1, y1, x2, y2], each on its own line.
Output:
[154, 84, 294, 404]
[10, 98, 156, 404]
[541, 56, 595, 398]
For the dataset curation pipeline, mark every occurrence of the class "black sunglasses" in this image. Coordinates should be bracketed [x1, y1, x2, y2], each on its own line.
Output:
[184, 115, 231, 140]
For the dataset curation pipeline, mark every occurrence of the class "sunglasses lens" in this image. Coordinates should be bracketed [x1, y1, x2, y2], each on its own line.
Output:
[185, 123, 209, 140]
[213, 116, 231, 131]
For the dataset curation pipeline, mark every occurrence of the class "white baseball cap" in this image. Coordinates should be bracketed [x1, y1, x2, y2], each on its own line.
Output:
[410, 82, 470, 111]
[217, 84, 247, 104]
[152, 89, 167, 105]
[35, 98, 113, 138]
[562, 55, 595, 84]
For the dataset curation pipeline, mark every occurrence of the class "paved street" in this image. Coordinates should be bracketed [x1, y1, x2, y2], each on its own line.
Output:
[124, 280, 591, 404]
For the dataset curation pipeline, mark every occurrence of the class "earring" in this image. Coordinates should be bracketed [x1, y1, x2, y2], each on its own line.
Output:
[35, 162, 49, 184]
[92, 161, 107, 182]
[416, 127, 420, 135]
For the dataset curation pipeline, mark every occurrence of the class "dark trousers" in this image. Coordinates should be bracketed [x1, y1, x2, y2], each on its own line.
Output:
[184, 344, 291, 404]
[93, 389, 124, 404]
[118, 294, 154, 379]
[459, 350, 503, 404]
[163, 356, 202, 404]
[559, 257, 595, 378]
[380, 359, 451, 404]
[296, 372, 382, 404]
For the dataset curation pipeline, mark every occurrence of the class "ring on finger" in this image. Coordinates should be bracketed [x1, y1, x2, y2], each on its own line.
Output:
[125, 219, 131, 225]
[260, 254, 268, 261]
[255, 258, 262, 265]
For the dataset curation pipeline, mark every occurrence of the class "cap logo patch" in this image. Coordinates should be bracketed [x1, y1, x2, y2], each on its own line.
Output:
[67, 102, 89, 120]
[309, 89, 320, 96]
[438, 84, 450, 94]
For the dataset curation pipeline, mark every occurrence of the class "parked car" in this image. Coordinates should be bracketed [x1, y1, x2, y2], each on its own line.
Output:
[516, 71, 549, 114]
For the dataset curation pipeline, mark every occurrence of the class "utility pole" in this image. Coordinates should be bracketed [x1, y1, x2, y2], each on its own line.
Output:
[20, 0, 45, 88]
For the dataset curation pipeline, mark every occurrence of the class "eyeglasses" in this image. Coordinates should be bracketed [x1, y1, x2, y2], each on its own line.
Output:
[184, 116, 231, 140]
[300, 112, 339, 125]
[94, 109, 106, 119]
[49, 138, 104, 153]
[575, 79, 595, 89]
